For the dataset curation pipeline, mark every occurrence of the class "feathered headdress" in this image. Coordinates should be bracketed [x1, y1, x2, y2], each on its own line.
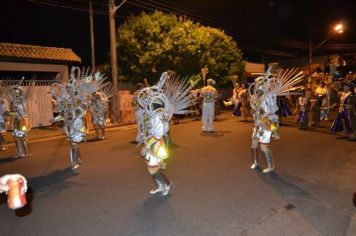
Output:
[249, 66, 304, 97]
[163, 72, 200, 116]
[52, 67, 114, 100]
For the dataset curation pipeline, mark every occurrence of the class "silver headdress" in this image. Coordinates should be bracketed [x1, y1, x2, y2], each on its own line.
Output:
[137, 72, 200, 144]
[51, 67, 111, 140]
[249, 66, 304, 115]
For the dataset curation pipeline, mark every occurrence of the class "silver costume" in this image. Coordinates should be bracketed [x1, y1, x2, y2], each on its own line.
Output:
[0, 85, 8, 151]
[137, 72, 199, 196]
[52, 67, 110, 170]
[90, 91, 110, 140]
[249, 66, 303, 173]
[6, 79, 31, 158]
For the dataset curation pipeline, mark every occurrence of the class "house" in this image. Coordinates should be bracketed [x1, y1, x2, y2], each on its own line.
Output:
[0, 42, 81, 81]
[0, 42, 81, 127]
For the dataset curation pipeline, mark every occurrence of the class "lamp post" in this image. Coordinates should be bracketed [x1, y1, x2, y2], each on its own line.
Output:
[308, 23, 344, 75]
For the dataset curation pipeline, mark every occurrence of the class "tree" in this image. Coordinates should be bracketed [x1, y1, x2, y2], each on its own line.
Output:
[117, 11, 245, 86]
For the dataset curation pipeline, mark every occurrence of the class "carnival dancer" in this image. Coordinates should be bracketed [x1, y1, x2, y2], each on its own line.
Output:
[331, 84, 353, 136]
[231, 83, 242, 116]
[249, 66, 303, 173]
[133, 83, 145, 143]
[312, 81, 327, 125]
[0, 88, 8, 150]
[317, 81, 329, 121]
[90, 91, 111, 140]
[137, 72, 199, 196]
[7, 80, 31, 158]
[296, 92, 309, 130]
[239, 82, 249, 121]
[276, 96, 292, 124]
[52, 67, 110, 170]
[200, 79, 217, 132]
[348, 84, 356, 140]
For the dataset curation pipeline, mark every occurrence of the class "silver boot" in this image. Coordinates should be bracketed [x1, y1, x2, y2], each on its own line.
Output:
[95, 127, 100, 140]
[150, 173, 164, 194]
[262, 149, 274, 174]
[160, 172, 171, 196]
[21, 139, 30, 157]
[250, 148, 259, 169]
[70, 143, 82, 170]
[15, 139, 23, 158]
[100, 128, 105, 140]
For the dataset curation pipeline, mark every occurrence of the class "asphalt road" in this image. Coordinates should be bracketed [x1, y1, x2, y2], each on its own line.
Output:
[0, 113, 356, 236]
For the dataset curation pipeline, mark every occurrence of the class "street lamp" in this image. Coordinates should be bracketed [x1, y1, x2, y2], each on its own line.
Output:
[334, 23, 344, 33]
[308, 23, 345, 75]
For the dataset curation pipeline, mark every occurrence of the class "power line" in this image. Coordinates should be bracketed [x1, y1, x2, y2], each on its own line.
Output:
[128, 0, 220, 27]
[25, 0, 126, 18]
[125, 0, 156, 12]
[145, 0, 221, 25]
[23, 0, 320, 58]
[26, 0, 103, 14]
[155, 0, 221, 22]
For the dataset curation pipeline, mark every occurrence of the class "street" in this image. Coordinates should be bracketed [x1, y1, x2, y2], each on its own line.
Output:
[0, 113, 356, 236]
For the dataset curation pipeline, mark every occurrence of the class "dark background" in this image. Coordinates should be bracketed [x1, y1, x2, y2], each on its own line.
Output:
[0, 0, 355, 65]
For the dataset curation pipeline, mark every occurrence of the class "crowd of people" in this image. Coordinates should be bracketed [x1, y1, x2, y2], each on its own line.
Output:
[224, 71, 356, 141]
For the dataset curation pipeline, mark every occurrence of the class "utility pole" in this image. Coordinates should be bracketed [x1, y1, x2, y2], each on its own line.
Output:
[89, 1, 95, 68]
[108, 0, 127, 123]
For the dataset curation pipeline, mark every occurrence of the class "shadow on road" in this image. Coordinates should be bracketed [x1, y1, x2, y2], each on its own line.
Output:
[134, 196, 173, 236]
[28, 168, 78, 198]
[215, 117, 229, 122]
[0, 156, 18, 163]
[200, 130, 231, 138]
[258, 172, 312, 198]
[86, 138, 105, 143]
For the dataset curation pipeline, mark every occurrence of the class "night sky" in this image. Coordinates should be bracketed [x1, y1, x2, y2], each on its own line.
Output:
[0, 0, 355, 65]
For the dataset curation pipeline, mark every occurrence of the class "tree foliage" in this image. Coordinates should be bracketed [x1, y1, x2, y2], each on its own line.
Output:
[117, 11, 245, 85]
